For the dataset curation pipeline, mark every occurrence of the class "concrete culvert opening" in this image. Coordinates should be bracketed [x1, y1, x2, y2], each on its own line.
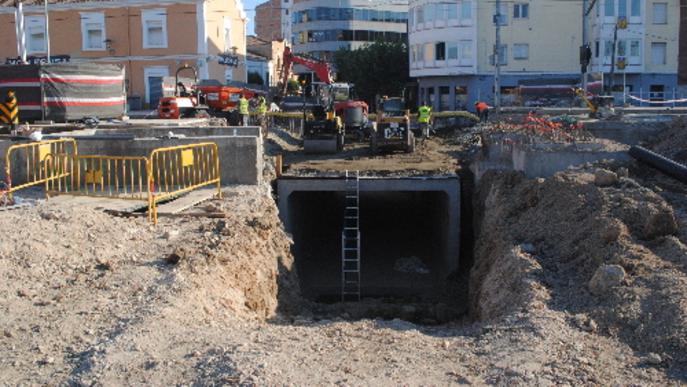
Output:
[278, 177, 463, 323]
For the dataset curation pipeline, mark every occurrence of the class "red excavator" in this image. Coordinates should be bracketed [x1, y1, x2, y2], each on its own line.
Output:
[281, 47, 369, 139]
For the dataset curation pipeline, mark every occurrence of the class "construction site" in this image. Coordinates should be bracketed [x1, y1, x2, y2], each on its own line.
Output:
[0, 95, 686, 384]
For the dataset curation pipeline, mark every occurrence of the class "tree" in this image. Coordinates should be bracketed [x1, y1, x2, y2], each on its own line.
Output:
[247, 71, 264, 86]
[333, 41, 409, 109]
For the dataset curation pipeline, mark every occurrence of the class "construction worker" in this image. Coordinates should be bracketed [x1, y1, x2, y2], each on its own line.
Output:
[257, 94, 268, 136]
[0, 90, 19, 133]
[417, 102, 432, 138]
[475, 101, 490, 122]
[239, 93, 249, 126]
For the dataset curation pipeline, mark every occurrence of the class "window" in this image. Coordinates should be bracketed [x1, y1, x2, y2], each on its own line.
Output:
[25, 16, 46, 54]
[439, 86, 450, 111]
[416, 6, 424, 24]
[425, 3, 435, 23]
[653, 3, 667, 24]
[651, 42, 667, 64]
[618, 0, 627, 17]
[461, 1, 472, 20]
[459, 41, 473, 61]
[447, 3, 458, 20]
[513, 4, 529, 19]
[81, 12, 105, 51]
[435, 3, 447, 21]
[604, 40, 614, 57]
[617, 40, 626, 56]
[631, 0, 641, 16]
[513, 43, 529, 59]
[423, 43, 433, 61]
[142, 8, 167, 49]
[447, 42, 459, 60]
[435, 42, 446, 61]
[604, 0, 615, 16]
[629, 40, 641, 57]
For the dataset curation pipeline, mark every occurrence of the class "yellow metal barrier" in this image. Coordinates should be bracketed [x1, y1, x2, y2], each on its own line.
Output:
[46, 154, 149, 200]
[148, 142, 221, 224]
[4, 138, 78, 198]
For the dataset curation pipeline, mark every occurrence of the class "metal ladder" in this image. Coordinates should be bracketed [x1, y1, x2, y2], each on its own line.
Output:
[341, 170, 361, 302]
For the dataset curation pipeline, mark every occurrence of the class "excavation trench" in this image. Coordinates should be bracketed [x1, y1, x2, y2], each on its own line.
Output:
[277, 176, 462, 319]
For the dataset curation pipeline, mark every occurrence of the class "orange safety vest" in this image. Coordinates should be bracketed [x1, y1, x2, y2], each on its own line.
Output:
[0, 96, 19, 124]
[476, 102, 489, 113]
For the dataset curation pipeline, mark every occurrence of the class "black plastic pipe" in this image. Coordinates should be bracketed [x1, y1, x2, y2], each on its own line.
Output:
[629, 145, 687, 183]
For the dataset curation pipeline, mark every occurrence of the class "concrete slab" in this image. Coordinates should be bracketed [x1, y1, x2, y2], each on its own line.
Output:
[154, 188, 217, 215]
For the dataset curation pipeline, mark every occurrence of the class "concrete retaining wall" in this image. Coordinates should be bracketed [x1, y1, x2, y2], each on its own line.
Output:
[1, 134, 263, 187]
[471, 134, 631, 180]
[277, 177, 461, 276]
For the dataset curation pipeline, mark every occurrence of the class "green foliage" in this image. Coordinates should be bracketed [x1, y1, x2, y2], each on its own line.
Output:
[247, 71, 264, 86]
[333, 41, 409, 107]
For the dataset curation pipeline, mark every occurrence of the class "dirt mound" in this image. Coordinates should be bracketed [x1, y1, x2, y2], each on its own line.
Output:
[471, 169, 687, 372]
[648, 118, 687, 162]
[0, 186, 299, 384]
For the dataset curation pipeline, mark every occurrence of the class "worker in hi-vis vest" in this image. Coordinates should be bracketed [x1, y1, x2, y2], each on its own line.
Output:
[257, 94, 267, 136]
[239, 94, 249, 127]
[417, 102, 432, 138]
[0, 90, 19, 133]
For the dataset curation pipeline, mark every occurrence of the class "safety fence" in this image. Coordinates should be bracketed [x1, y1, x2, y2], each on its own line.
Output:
[4, 138, 78, 198]
[3, 139, 221, 223]
[45, 154, 150, 200]
[148, 143, 221, 224]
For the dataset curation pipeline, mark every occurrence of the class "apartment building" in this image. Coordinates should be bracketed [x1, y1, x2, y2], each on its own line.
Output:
[410, 0, 582, 110]
[290, 0, 408, 61]
[0, 0, 248, 108]
[589, 0, 679, 99]
[254, 0, 291, 41]
[410, 0, 679, 109]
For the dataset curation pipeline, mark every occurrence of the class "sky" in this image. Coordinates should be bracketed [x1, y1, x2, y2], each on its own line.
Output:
[243, 0, 264, 36]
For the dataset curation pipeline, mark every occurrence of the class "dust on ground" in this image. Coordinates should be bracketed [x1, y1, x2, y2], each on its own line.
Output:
[266, 127, 471, 176]
[1, 121, 687, 384]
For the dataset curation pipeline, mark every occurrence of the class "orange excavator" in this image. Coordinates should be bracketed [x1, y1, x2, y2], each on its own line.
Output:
[281, 47, 369, 139]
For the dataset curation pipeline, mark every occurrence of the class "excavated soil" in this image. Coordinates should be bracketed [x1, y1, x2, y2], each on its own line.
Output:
[1, 121, 687, 384]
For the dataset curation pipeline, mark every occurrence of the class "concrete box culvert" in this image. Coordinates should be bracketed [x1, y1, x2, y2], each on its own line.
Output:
[277, 176, 460, 301]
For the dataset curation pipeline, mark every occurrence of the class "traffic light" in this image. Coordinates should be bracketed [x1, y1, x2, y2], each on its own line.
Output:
[580, 44, 592, 73]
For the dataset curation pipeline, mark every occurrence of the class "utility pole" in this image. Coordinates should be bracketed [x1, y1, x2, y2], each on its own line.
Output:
[14, 0, 26, 63]
[582, 0, 588, 92]
[44, 0, 50, 62]
[494, 0, 502, 111]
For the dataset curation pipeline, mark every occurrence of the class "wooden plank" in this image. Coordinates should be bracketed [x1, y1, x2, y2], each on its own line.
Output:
[154, 188, 217, 215]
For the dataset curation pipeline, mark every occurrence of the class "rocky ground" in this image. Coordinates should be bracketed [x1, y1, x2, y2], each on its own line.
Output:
[0, 120, 686, 385]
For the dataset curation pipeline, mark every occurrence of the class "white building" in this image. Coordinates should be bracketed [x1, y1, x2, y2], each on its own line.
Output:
[589, 0, 679, 100]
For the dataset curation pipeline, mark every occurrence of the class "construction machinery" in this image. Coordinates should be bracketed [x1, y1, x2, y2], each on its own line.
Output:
[158, 65, 259, 123]
[370, 96, 415, 153]
[573, 88, 616, 119]
[281, 47, 368, 142]
[158, 65, 210, 119]
[302, 104, 345, 153]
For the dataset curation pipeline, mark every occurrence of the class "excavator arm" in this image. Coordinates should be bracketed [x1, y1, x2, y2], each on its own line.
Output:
[281, 47, 333, 96]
